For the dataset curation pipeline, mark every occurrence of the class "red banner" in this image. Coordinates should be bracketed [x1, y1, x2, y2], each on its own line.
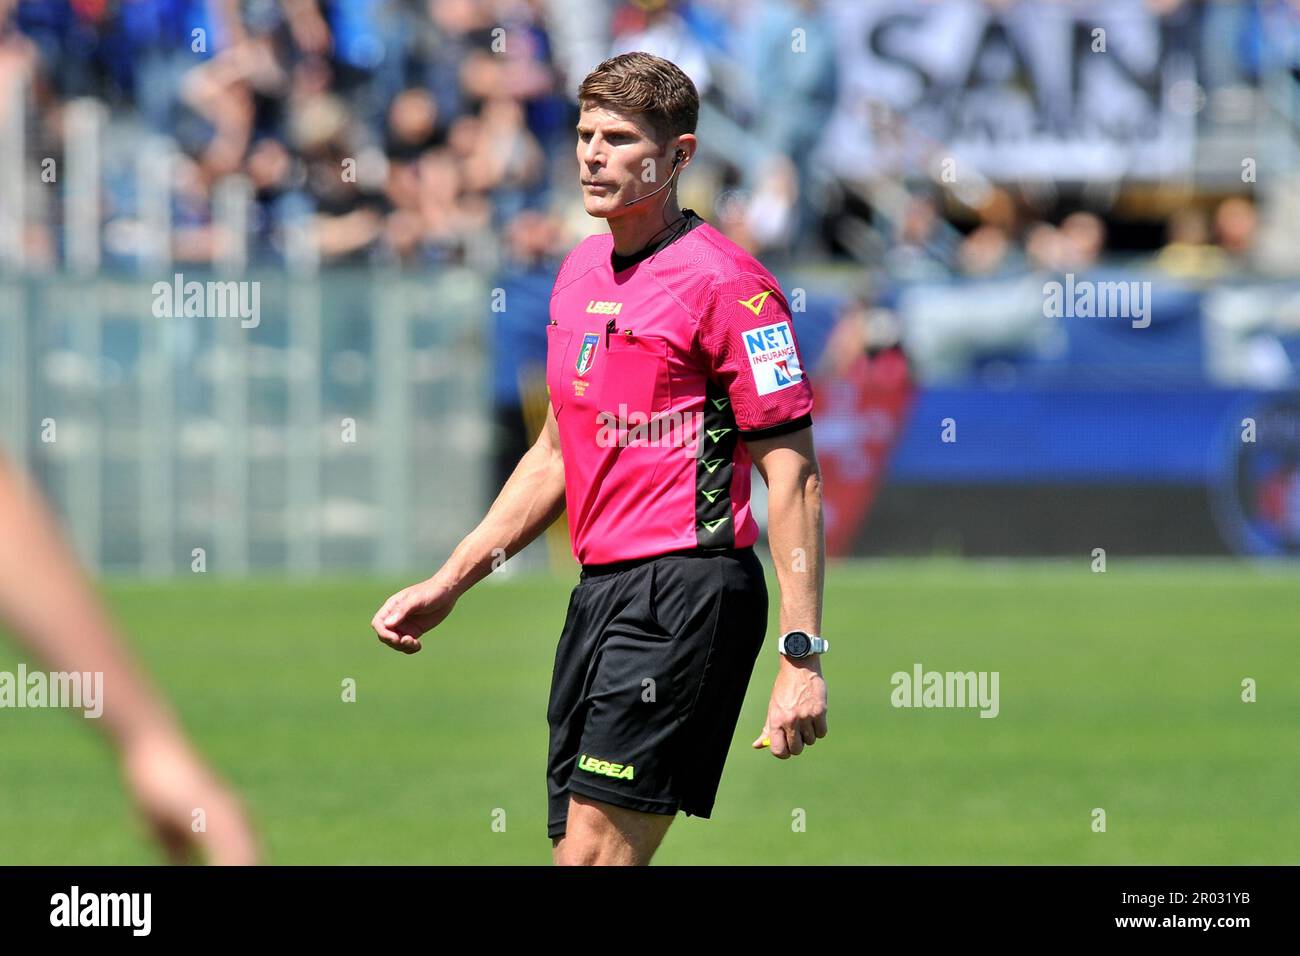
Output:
[813, 347, 916, 556]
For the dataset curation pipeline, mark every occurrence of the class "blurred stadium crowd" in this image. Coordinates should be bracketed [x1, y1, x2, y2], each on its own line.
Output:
[0, 0, 1292, 278]
[0, 0, 839, 270]
[3, 0, 1300, 565]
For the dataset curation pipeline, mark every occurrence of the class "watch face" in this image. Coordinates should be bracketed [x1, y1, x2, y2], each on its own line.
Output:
[784, 632, 811, 657]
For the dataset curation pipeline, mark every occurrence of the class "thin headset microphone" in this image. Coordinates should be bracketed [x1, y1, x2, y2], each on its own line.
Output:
[622, 151, 685, 206]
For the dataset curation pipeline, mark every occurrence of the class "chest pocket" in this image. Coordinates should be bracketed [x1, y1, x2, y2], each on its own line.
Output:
[597, 333, 671, 417]
[545, 323, 573, 414]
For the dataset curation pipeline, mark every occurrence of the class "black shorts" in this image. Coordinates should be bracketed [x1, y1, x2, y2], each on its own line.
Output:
[546, 546, 769, 840]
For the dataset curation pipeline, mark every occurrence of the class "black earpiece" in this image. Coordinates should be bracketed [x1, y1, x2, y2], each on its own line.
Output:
[624, 150, 688, 206]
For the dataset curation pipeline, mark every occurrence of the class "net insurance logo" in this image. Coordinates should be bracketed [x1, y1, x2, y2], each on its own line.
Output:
[743, 318, 804, 396]
[1213, 397, 1300, 556]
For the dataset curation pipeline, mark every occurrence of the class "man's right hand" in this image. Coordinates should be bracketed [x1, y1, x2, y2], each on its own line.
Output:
[369, 403, 564, 656]
[370, 576, 459, 654]
[121, 729, 261, 865]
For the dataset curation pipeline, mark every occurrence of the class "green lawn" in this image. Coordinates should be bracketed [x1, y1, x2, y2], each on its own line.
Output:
[1, 558, 1297, 864]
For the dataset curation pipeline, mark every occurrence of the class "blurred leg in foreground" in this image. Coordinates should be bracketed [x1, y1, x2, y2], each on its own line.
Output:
[0, 455, 259, 865]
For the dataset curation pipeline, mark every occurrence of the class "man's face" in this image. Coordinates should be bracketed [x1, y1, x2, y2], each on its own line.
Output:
[576, 105, 672, 220]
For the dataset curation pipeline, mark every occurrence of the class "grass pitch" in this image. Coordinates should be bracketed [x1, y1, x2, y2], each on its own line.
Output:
[1, 558, 1296, 864]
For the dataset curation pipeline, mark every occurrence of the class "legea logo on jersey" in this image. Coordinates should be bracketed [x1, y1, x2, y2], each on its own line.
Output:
[575, 332, 600, 375]
[737, 290, 773, 316]
[743, 321, 803, 395]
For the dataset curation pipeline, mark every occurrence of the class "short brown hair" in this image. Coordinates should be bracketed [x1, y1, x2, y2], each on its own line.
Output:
[577, 52, 699, 148]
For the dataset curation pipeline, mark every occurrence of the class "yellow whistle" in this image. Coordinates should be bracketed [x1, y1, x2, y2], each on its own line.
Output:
[757, 736, 772, 749]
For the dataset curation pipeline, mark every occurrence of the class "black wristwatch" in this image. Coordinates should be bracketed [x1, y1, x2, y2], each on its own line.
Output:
[778, 630, 830, 659]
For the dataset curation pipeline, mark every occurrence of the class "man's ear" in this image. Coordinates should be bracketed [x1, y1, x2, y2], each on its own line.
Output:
[671, 134, 698, 167]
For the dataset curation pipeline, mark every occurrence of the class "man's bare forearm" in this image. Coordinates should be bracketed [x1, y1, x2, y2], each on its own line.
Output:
[435, 437, 566, 597]
[0, 458, 180, 749]
[765, 466, 825, 637]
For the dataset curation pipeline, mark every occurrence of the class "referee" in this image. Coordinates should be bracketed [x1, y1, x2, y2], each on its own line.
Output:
[371, 52, 828, 866]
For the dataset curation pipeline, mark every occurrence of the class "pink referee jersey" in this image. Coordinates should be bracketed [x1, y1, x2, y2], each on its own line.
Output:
[546, 212, 815, 565]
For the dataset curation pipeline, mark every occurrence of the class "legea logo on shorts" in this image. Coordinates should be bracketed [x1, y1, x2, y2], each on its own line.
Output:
[743, 321, 803, 396]
[578, 753, 635, 780]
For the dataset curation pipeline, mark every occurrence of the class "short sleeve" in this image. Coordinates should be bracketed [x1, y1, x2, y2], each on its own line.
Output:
[694, 272, 814, 438]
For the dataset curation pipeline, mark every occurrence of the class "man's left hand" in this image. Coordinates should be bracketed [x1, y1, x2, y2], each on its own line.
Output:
[753, 656, 828, 758]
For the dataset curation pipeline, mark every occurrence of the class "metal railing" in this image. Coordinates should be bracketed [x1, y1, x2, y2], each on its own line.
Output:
[0, 270, 492, 576]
